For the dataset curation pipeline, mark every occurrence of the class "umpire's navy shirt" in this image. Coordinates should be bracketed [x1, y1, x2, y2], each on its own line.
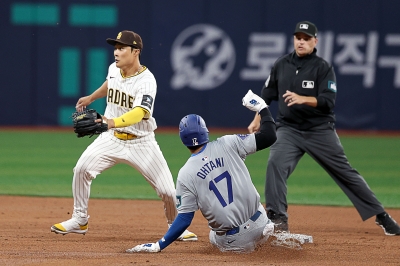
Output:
[261, 48, 336, 130]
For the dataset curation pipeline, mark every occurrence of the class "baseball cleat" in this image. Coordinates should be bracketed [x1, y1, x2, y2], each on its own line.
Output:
[267, 210, 289, 232]
[273, 220, 289, 233]
[51, 216, 89, 235]
[178, 230, 198, 241]
[375, 212, 400, 236]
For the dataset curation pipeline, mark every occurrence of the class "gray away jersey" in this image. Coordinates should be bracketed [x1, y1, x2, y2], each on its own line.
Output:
[176, 134, 261, 232]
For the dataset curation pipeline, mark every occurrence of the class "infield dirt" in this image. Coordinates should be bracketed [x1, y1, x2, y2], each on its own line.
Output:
[1, 196, 399, 265]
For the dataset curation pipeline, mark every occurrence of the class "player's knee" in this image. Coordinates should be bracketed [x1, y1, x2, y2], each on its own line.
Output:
[73, 166, 98, 180]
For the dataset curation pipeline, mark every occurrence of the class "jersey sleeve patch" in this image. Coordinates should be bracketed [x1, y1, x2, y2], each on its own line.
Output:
[176, 195, 182, 208]
[141, 95, 154, 109]
[328, 81, 337, 92]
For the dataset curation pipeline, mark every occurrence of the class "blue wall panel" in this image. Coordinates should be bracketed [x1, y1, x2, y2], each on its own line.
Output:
[1, 0, 400, 129]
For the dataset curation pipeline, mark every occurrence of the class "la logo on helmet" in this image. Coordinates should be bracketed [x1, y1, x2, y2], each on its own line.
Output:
[192, 138, 199, 146]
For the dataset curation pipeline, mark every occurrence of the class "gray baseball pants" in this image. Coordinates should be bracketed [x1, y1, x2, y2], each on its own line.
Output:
[265, 122, 385, 221]
[209, 205, 273, 252]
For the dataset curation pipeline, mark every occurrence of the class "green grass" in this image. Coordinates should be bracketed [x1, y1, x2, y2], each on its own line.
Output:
[0, 130, 399, 208]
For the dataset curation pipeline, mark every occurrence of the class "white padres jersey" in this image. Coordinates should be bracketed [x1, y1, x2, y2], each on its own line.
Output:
[104, 62, 157, 137]
[72, 63, 178, 224]
[176, 134, 261, 232]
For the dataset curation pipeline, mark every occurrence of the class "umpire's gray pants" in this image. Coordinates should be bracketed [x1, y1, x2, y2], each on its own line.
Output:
[265, 123, 385, 221]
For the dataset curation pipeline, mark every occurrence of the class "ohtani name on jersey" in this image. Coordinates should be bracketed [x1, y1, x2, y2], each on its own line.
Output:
[196, 157, 224, 179]
[107, 88, 134, 108]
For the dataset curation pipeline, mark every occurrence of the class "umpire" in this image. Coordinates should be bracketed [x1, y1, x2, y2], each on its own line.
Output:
[248, 21, 400, 236]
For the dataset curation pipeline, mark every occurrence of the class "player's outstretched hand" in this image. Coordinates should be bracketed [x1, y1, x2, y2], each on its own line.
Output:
[242, 90, 268, 113]
[126, 242, 161, 253]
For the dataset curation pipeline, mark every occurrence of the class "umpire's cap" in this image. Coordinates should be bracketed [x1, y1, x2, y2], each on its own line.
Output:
[179, 114, 209, 147]
[294, 21, 318, 38]
[106, 30, 143, 50]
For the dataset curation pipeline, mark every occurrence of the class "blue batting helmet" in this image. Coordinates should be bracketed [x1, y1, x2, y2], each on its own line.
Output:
[179, 114, 209, 147]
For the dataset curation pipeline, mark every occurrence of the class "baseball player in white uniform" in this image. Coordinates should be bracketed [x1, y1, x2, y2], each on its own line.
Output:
[126, 90, 278, 253]
[51, 30, 197, 241]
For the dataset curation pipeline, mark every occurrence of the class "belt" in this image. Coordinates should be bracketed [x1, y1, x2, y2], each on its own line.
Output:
[114, 131, 138, 140]
[216, 210, 262, 236]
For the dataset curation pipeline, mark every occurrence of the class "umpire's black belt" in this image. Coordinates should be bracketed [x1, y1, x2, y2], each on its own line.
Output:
[216, 210, 262, 236]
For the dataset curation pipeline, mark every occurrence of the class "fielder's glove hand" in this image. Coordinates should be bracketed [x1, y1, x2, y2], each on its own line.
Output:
[242, 90, 268, 113]
[126, 242, 161, 253]
[72, 109, 108, 138]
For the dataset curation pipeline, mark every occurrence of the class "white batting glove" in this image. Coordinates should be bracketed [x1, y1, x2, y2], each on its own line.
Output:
[126, 242, 161, 253]
[242, 90, 268, 112]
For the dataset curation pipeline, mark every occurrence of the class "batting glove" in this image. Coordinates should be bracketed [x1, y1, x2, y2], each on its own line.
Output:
[242, 90, 268, 113]
[126, 242, 161, 253]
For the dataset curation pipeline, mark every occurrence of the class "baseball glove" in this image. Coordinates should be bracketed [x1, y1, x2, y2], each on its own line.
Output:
[72, 109, 108, 138]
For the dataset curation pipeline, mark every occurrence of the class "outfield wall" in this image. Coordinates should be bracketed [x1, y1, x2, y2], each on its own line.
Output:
[1, 0, 400, 129]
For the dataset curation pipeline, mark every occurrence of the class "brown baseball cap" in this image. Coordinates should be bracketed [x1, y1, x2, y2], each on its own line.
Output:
[293, 21, 318, 38]
[106, 30, 143, 50]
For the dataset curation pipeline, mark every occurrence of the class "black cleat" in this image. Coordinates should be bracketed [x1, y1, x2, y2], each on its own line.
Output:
[267, 210, 289, 232]
[375, 212, 400, 236]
